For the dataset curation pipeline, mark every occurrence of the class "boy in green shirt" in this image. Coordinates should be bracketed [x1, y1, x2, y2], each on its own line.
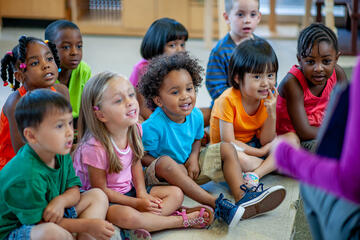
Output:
[0, 89, 113, 240]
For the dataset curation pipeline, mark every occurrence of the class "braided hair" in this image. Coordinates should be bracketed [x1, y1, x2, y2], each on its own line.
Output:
[0, 35, 61, 91]
[297, 23, 338, 58]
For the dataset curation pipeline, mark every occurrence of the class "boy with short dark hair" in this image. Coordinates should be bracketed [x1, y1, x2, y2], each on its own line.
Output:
[206, 0, 261, 106]
[0, 89, 114, 240]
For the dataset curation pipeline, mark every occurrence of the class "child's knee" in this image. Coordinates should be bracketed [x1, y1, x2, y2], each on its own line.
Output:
[155, 156, 178, 174]
[220, 142, 237, 160]
[168, 186, 184, 201]
[281, 132, 300, 145]
[32, 223, 72, 240]
[86, 188, 108, 204]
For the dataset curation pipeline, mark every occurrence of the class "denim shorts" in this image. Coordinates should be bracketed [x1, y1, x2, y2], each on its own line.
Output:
[6, 207, 77, 240]
[247, 136, 266, 159]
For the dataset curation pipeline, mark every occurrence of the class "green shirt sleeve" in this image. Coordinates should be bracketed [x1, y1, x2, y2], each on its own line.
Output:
[3, 179, 48, 225]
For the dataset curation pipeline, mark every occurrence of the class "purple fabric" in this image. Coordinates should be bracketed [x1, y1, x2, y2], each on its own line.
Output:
[275, 59, 360, 204]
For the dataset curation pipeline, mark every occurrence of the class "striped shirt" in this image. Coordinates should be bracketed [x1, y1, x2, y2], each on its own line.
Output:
[205, 33, 261, 106]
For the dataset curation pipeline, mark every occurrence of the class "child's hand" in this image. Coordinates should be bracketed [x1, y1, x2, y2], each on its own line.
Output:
[135, 196, 163, 215]
[42, 196, 65, 223]
[85, 219, 115, 240]
[264, 87, 278, 117]
[259, 142, 272, 156]
[185, 156, 200, 180]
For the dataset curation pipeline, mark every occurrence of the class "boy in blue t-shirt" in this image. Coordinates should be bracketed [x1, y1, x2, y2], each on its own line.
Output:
[139, 52, 286, 228]
[0, 89, 113, 240]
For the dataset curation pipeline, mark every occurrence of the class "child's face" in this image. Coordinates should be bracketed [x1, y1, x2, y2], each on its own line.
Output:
[54, 28, 83, 70]
[163, 38, 186, 55]
[238, 71, 276, 100]
[298, 41, 339, 87]
[16, 42, 58, 91]
[154, 69, 196, 123]
[28, 110, 73, 157]
[97, 77, 139, 130]
[224, 0, 261, 42]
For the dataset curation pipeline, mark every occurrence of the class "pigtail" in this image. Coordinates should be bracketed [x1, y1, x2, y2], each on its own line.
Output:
[18, 35, 28, 67]
[46, 40, 61, 69]
[127, 124, 144, 164]
[0, 51, 19, 91]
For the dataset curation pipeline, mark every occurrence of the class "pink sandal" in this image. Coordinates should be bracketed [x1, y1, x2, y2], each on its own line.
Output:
[173, 205, 214, 228]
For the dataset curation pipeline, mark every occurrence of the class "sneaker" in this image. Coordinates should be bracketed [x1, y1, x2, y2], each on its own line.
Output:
[242, 172, 259, 188]
[236, 184, 286, 219]
[215, 193, 245, 228]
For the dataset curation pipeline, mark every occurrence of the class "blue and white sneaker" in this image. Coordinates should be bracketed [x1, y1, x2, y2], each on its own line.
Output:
[215, 193, 245, 228]
[236, 184, 286, 219]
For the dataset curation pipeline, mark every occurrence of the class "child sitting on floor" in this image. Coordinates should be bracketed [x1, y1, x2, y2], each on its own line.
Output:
[0, 89, 114, 240]
[139, 52, 286, 227]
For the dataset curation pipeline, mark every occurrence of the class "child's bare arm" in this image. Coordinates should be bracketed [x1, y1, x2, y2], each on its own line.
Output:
[88, 165, 161, 214]
[184, 139, 201, 180]
[335, 64, 348, 84]
[58, 218, 114, 240]
[4, 92, 24, 153]
[131, 160, 162, 213]
[284, 75, 318, 140]
[219, 119, 268, 157]
[43, 186, 80, 223]
[141, 152, 156, 167]
[259, 87, 277, 145]
[136, 90, 153, 121]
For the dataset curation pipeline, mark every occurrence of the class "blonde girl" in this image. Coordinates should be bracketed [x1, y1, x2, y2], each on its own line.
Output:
[73, 72, 214, 235]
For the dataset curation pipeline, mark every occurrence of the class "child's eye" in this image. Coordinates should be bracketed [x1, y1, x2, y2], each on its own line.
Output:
[30, 61, 39, 66]
[180, 43, 186, 48]
[129, 92, 135, 97]
[77, 44, 83, 49]
[323, 59, 331, 64]
[56, 123, 63, 129]
[251, 12, 258, 17]
[306, 60, 314, 64]
[69, 120, 73, 126]
[267, 73, 274, 78]
[47, 56, 54, 62]
[253, 75, 260, 79]
[115, 98, 123, 103]
[168, 44, 176, 48]
[186, 87, 193, 92]
[171, 90, 178, 95]
[237, 13, 243, 17]
[62, 46, 70, 50]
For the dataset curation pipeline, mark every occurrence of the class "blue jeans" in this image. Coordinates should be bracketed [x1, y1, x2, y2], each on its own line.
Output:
[301, 184, 360, 240]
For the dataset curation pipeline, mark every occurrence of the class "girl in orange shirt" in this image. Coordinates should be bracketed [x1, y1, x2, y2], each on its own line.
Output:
[210, 39, 298, 187]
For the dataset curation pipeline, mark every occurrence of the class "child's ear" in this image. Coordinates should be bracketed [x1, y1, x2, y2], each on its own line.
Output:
[153, 96, 163, 107]
[223, 12, 230, 24]
[94, 110, 107, 123]
[23, 127, 37, 144]
[14, 71, 25, 84]
[296, 54, 301, 64]
[234, 75, 241, 85]
[335, 51, 341, 62]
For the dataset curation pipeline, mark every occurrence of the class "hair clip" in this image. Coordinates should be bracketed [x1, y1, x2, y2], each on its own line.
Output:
[19, 63, 26, 69]
[3, 81, 8, 87]
[10, 83, 14, 89]
[93, 106, 100, 111]
[44, 40, 49, 44]
[6, 51, 13, 57]
[58, 68, 62, 73]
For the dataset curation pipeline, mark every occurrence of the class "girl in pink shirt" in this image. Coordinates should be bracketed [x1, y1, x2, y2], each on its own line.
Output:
[276, 23, 347, 151]
[73, 72, 214, 235]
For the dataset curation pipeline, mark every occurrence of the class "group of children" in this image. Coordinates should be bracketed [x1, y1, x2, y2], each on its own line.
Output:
[0, 0, 348, 239]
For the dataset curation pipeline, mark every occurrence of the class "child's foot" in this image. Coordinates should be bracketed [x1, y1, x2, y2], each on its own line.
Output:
[173, 206, 214, 228]
[215, 193, 244, 228]
[121, 228, 151, 240]
[236, 184, 286, 219]
[242, 172, 259, 188]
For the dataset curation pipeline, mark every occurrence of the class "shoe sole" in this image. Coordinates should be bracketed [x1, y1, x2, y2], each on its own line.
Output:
[228, 205, 245, 228]
[241, 185, 286, 219]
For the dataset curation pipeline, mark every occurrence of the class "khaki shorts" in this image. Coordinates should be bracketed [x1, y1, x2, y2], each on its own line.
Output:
[144, 143, 224, 186]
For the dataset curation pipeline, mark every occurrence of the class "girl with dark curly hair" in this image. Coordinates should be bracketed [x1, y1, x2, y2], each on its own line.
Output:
[138, 52, 286, 228]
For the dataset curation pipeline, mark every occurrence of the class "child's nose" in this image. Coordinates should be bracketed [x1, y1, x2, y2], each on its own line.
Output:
[314, 63, 324, 72]
[70, 46, 79, 55]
